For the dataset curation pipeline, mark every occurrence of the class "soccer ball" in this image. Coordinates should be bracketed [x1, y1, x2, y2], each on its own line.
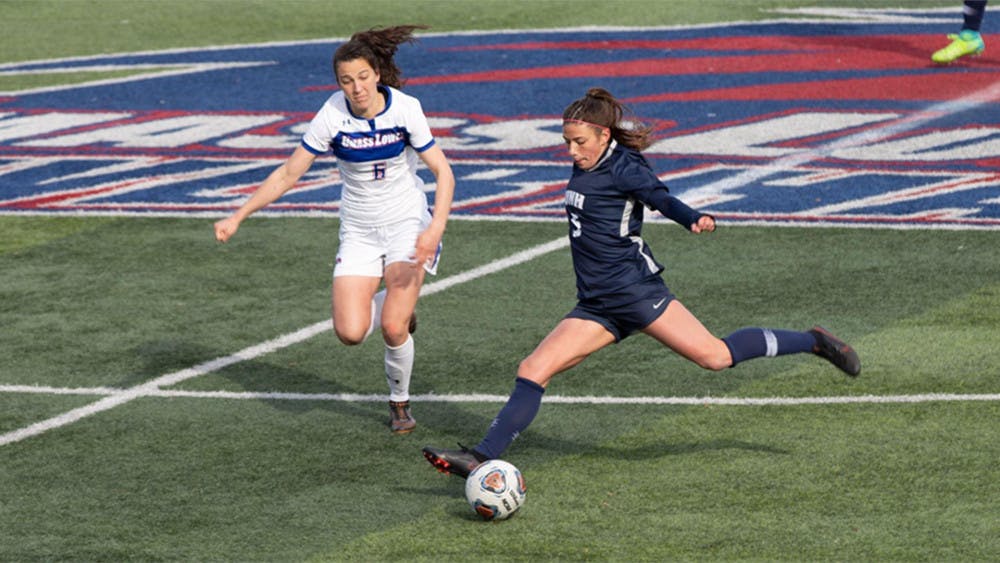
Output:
[464, 459, 526, 521]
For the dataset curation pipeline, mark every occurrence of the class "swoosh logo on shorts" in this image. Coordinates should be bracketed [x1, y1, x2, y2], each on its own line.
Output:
[653, 297, 667, 309]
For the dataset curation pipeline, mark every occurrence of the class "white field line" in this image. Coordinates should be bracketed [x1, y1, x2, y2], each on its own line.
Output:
[0, 236, 569, 447]
[0, 385, 998, 406]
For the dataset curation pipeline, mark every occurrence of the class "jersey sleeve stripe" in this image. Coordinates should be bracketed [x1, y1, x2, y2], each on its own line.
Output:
[413, 138, 436, 153]
[301, 139, 326, 155]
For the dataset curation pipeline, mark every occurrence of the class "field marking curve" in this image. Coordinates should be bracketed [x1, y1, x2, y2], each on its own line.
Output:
[0, 236, 569, 447]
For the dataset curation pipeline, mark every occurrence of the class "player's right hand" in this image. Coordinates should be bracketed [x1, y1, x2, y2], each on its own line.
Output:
[214, 216, 240, 243]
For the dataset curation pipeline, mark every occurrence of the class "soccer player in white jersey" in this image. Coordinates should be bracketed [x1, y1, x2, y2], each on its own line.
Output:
[214, 26, 454, 434]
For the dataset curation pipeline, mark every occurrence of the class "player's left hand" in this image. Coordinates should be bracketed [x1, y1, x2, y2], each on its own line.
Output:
[691, 214, 716, 234]
[412, 227, 442, 268]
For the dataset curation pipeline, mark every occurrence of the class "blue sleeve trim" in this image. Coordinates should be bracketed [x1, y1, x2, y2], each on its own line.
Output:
[414, 138, 436, 153]
[301, 139, 325, 155]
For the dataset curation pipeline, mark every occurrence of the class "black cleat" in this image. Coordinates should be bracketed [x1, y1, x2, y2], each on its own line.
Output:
[422, 444, 483, 478]
[809, 326, 861, 377]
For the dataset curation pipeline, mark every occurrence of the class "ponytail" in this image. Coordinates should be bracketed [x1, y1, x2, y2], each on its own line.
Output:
[562, 87, 652, 151]
[333, 25, 427, 89]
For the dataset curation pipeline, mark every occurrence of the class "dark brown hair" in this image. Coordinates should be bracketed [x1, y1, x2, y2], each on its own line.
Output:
[333, 25, 427, 89]
[562, 87, 652, 151]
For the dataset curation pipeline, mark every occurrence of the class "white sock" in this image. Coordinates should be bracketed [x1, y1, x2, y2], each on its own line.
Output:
[363, 289, 387, 342]
[385, 334, 414, 402]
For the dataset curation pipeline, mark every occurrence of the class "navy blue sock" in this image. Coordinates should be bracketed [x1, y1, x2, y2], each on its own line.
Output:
[722, 328, 816, 366]
[963, 1, 988, 32]
[474, 377, 545, 460]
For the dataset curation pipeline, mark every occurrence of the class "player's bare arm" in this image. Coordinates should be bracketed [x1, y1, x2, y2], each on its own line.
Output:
[413, 145, 455, 266]
[214, 146, 317, 242]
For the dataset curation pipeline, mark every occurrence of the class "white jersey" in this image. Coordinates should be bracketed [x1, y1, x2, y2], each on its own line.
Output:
[301, 85, 434, 227]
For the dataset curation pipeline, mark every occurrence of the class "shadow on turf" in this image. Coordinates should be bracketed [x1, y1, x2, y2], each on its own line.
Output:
[122, 341, 788, 465]
[408, 400, 791, 483]
[119, 338, 401, 429]
[405, 437, 790, 522]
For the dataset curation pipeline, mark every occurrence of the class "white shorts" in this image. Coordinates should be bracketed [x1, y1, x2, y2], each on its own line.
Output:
[333, 217, 441, 278]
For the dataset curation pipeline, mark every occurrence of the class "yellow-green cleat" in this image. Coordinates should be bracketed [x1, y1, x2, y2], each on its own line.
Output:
[931, 30, 985, 64]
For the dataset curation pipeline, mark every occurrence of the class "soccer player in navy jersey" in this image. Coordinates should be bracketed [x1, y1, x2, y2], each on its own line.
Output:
[214, 26, 455, 434]
[423, 88, 859, 477]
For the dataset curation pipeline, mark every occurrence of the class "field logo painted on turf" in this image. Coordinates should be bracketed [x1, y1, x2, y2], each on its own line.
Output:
[0, 8, 998, 229]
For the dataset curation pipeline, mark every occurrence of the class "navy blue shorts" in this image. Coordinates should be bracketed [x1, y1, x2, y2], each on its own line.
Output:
[565, 281, 675, 342]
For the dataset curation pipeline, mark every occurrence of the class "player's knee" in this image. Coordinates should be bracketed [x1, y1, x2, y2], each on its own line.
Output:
[517, 354, 550, 380]
[334, 326, 366, 346]
[380, 319, 409, 342]
[697, 355, 731, 372]
[690, 343, 733, 371]
[517, 355, 562, 384]
[516, 357, 536, 379]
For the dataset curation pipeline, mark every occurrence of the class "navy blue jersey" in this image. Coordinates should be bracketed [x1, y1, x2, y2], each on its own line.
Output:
[564, 140, 702, 306]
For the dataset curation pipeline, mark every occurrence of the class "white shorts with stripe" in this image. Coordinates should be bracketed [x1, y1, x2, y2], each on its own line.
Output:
[333, 216, 440, 278]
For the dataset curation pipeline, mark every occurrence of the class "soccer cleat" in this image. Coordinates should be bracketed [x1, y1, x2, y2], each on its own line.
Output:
[389, 400, 416, 434]
[809, 326, 861, 377]
[931, 30, 985, 64]
[422, 444, 483, 478]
